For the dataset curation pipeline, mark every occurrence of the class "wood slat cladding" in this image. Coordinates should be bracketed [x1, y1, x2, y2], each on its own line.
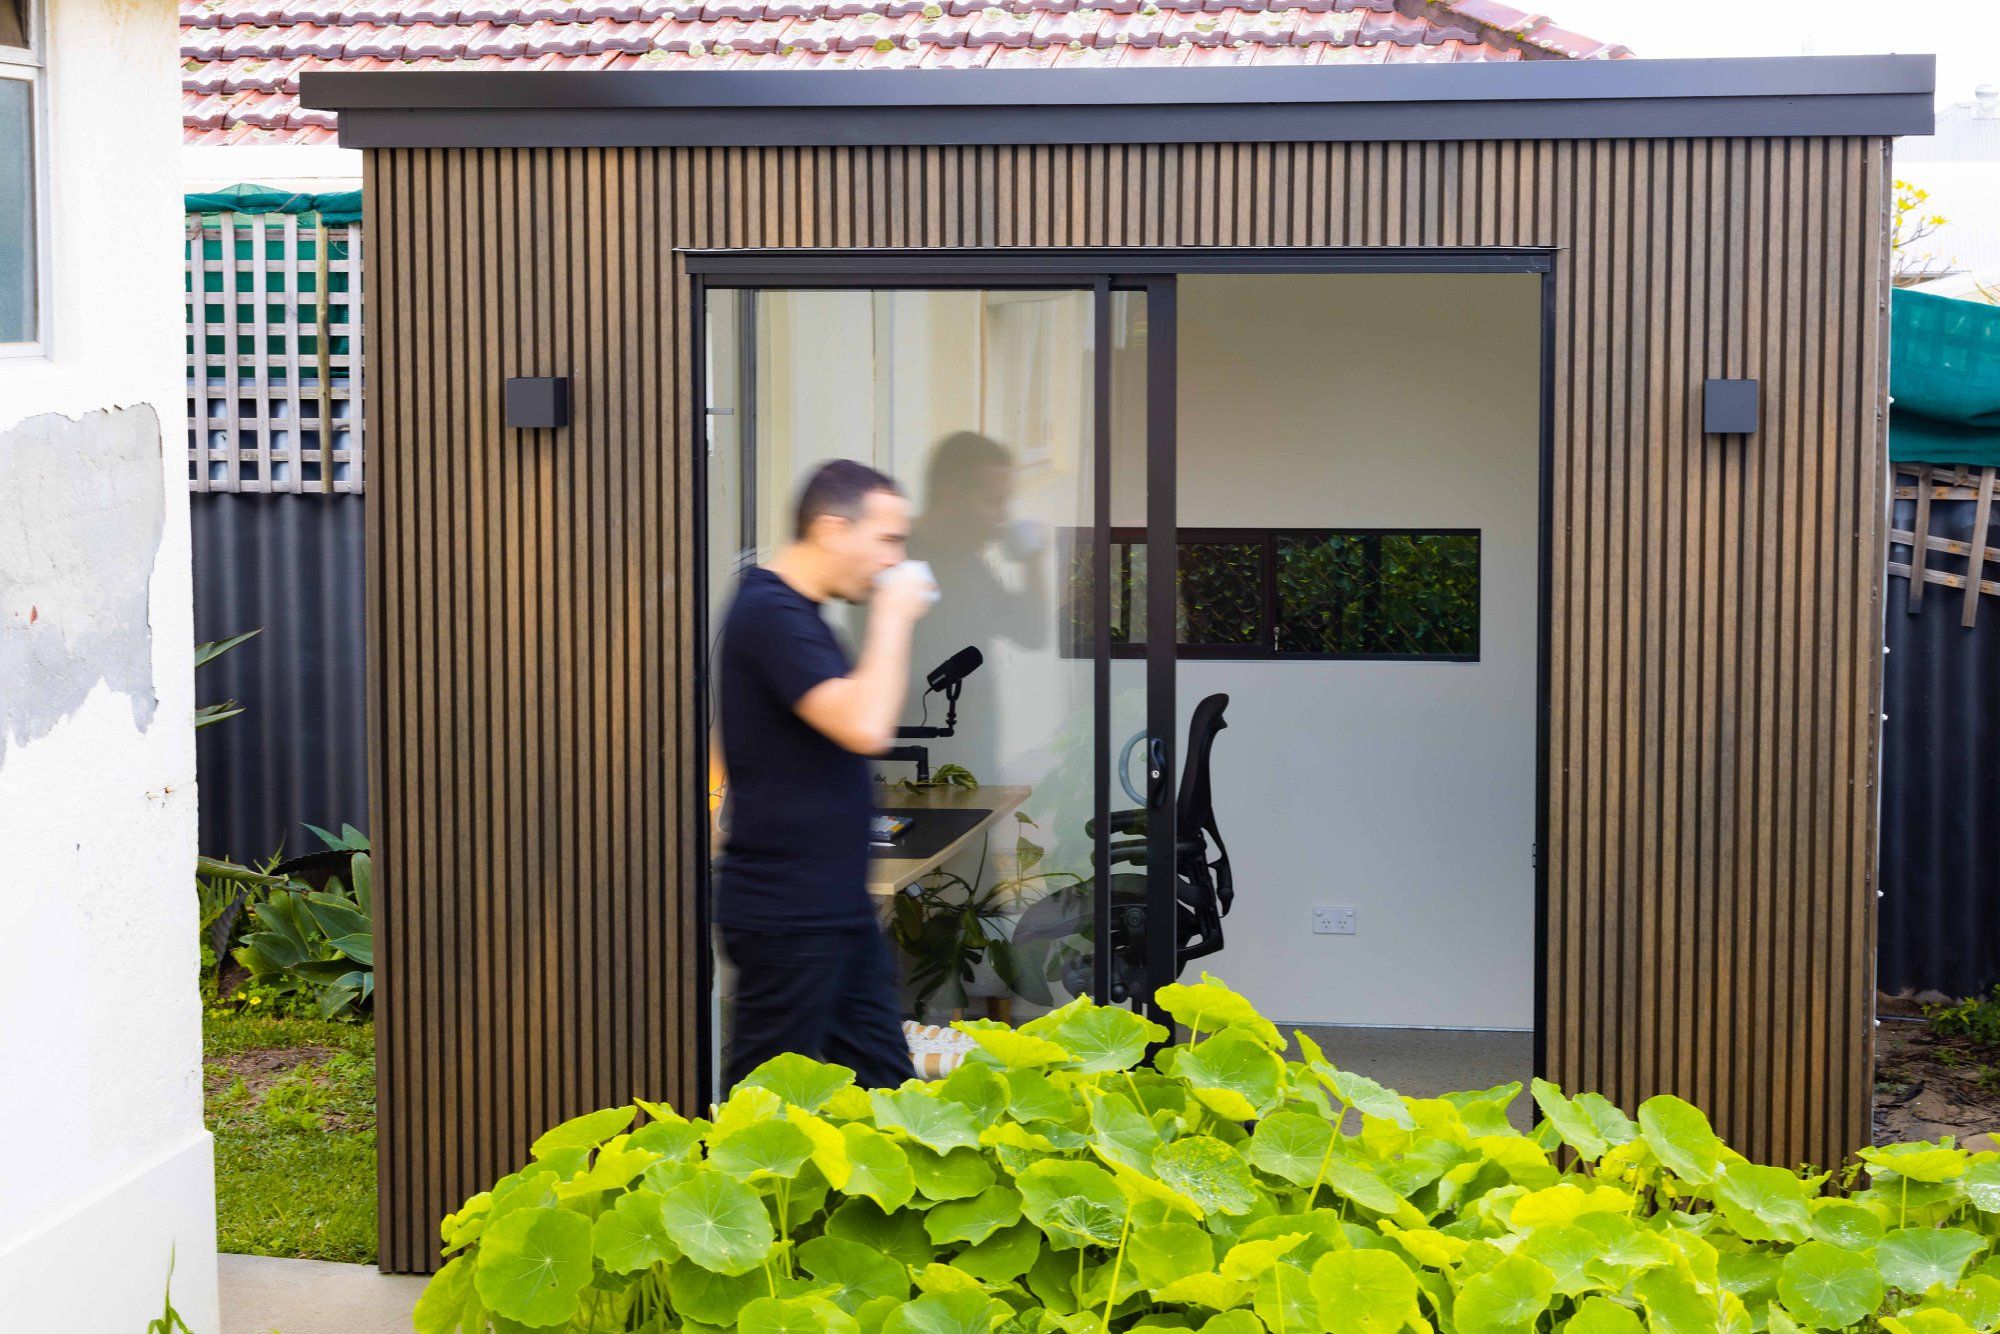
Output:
[364, 138, 1890, 1271]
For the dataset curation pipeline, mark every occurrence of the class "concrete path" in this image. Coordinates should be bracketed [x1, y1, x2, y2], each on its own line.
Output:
[219, 1254, 424, 1334]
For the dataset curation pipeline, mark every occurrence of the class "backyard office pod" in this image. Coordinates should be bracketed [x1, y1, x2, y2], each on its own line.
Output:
[302, 56, 1934, 1272]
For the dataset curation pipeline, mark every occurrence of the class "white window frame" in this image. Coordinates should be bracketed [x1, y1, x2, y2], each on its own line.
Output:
[1, 0, 49, 359]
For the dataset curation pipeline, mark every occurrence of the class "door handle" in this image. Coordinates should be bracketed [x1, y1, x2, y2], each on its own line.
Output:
[1147, 736, 1169, 809]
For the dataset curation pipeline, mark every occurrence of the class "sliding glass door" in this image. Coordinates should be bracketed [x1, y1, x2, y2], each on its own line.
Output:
[698, 274, 1178, 1088]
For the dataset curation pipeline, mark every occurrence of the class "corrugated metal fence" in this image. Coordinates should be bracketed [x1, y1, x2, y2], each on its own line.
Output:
[188, 202, 368, 861]
[1881, 464, 2000, 997]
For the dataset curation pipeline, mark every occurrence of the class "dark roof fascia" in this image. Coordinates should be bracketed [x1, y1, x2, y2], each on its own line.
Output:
[301, 55, 1936, 150]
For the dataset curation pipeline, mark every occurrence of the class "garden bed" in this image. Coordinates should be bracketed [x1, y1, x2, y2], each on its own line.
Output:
[1875, 992, 2000, 1149]
[205, 1011, 378, 1264]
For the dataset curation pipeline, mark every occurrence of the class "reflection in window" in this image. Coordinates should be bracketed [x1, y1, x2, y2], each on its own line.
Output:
[1066, 528, 1479, 661]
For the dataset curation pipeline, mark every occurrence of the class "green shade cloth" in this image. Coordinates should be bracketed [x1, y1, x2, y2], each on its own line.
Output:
[185, 183, 363, 227]
[1892, 287, 2000, 467]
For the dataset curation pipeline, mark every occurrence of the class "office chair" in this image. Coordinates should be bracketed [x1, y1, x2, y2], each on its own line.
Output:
[1017, 694, 1233, 1004]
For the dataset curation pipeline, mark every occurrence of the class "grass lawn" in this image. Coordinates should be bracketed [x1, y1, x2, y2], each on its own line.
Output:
[205, 1010, 377, 1263]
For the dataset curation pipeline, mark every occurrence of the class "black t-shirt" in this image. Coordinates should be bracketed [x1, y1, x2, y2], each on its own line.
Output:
[715, 567, 876, 931]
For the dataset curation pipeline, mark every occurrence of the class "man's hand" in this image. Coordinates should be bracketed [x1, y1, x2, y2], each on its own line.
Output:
[872, 564, 938, 624]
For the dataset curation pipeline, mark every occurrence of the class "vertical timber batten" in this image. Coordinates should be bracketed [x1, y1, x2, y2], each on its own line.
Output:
[365, 137, 1891, 1272]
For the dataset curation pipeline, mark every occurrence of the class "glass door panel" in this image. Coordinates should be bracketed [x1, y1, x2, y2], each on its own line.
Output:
[704, 282, 1178, 1095]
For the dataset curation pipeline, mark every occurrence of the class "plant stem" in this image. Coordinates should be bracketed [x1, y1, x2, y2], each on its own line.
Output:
[1100, 1212, 1132, 1334]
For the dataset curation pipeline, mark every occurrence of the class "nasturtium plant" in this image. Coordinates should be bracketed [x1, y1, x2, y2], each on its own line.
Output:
[416, 972, 2000, 1332]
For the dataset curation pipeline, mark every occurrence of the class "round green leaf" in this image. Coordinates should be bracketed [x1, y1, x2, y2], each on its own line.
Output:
[1248, 1112, 1332, 1187]
[1563, 1297, 1645, 1333]
[711, 1120, 818, 1181]
[667, 1258, 768, 1325]
[1172, 1033, 1283, 1121]
[1859, 1141, 1969, 1184]
[1531, 1079, 1608, 1161]
[741, 1296, 829, 1334]
[925, 1184, 1023, 1247]
[825, 1197, 932, 1269]
[1882, 1313, 1980, 1334]
[740, 1053, 856, 1112]
[1155, 973, 1283, 1048]
[1017, 1159, 1129, 1248]
[1964, 1160, 2000, 1212]
[1454, 1254, 1558, 1334]
[1251, 1262, 1314, 1332]
[660, 1171, 778, 1275]
[1155, 1136, 1260, 1217]
[1325, 1066, 1416, 1130]
[1569, 1093, 1639, 1147]
[955, 1219, 1043, 1285]
[1713, 1160, 1815, 1244]
[1309, 1248, 1418, 1334]
[799, 1234, 913, 1312]
[1778, 1240, 1887, 1329]
[412, 1254, 479, 1334]
[1196, 1313, 1263, 1334]
[1809, 1200, 1885, 1248]
[1636, 1095, 1726, 1186]
[879, 1291, 1009, 1334]
[936, 1063, 1009, 1125]
[471, 1206, 594, 1327]
[870, 1089, 983, 1154]
[1027, 1003, 1168, 1073]
[529, 1104, 636, 1159]
[1131, 1222, 1216, 1292]
[1002, 1070, 1076, 1123]
[840, 1123, 918, 1211]
[1877, 1226, 1986, 1294]
[591, 1188, 679, 1274]
[952, 1019, 1074, 1070]
[1088, 1092, 1162, 1174]
[909, 1145, 997, 1201]
[1518, 1225, 1602, 1297]
[1318, 1150, 1406, 1217]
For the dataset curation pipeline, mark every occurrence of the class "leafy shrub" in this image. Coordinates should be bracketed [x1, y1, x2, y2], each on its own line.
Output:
[234, 840, 374, 1018]
[415, 976, 2000, 1333]
[1929, 989, 2000, 1048]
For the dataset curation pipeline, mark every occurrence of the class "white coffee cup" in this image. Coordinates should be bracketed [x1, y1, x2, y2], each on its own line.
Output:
[879, 559, 940, 604]
[1000, 517, 1046, 561]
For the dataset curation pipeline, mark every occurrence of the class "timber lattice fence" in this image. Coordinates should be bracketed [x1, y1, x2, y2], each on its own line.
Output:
[1890, 462, 2000, 627]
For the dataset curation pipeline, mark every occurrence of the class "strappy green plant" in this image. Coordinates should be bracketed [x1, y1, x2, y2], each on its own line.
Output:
[416, 976, 2000, 1333]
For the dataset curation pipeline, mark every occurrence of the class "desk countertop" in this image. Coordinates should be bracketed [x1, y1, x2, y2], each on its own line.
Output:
[868, 783, 1032, 896]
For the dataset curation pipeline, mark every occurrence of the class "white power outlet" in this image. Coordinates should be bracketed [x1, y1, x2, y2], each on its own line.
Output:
[1313, 906, 1357, 936]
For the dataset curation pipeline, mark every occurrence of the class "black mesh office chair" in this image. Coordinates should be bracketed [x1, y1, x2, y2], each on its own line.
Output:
[1019, 694, 1234, 1003]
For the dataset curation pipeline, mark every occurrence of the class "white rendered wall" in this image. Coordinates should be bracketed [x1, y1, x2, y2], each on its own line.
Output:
[0, 0, 217, 1325]
[1171, 274, 1541, 1030]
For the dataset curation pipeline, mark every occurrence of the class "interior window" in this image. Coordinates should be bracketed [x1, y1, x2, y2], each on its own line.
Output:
[1067, 527, 1480, 661]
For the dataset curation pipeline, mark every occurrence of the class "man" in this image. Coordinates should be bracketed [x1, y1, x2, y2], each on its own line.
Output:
[714, 458, 934, 1091]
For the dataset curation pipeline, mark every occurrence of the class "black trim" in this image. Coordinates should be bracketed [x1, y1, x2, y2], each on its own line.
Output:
[1144, 275, 1178, 1015]
[302, 57, 1934, 149]
[1091, 279, 1114, 1010]
[685, 247, 1557, 281]
[691, 275, 715, 1102]
[685, 247, 1555, 1085]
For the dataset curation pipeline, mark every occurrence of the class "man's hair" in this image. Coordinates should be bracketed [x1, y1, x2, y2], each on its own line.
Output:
[923, 430, 1014, 507]
[794, 459, 902, 540]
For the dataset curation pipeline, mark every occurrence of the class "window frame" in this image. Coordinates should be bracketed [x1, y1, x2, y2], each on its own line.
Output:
[0, 0, 48, 358]
[1064, 524, 1483, 663]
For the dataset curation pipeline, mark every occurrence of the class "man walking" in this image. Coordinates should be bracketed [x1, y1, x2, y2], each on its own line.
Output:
[714, 459, 934, 1091]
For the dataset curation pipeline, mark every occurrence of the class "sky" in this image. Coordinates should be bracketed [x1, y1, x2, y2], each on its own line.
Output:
[1545, 0, 1981, 109]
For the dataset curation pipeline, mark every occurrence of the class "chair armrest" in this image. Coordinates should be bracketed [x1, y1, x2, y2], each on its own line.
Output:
[1085, 809, 1149, 840]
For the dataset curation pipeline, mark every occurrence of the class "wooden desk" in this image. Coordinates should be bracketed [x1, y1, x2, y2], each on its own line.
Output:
[868, 784, 1032, 897]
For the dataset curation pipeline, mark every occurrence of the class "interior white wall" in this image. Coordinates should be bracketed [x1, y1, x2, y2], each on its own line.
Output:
[1174, 273, 1541, 1030]
[0, 0, 217, 1324]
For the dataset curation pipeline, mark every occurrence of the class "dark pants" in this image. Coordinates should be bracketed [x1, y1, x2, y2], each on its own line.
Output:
[720, 923, 913, 1093]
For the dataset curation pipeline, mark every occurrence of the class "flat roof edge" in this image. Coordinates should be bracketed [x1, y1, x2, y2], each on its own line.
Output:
[302, 55, 1937, 149]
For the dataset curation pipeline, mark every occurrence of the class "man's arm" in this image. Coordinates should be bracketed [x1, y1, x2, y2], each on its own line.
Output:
[796, 580, 929, 755]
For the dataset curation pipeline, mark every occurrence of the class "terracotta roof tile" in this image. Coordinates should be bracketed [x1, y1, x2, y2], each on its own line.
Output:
[181, 0, 1626, 142]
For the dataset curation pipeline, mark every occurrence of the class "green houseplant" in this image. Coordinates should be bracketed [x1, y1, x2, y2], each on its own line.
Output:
[413, 975, 2000, 1333]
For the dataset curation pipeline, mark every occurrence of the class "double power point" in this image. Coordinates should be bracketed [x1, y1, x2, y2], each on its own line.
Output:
[1313, 906, 1357, 936]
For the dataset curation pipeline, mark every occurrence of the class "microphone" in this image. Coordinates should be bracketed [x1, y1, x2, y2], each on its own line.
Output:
[926, 646, 983, 695]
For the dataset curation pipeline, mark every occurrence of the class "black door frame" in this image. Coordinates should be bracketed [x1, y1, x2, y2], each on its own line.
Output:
[687, 246, 1556, 1097]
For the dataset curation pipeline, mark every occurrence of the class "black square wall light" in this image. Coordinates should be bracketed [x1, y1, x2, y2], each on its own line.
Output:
[505, 376, 571, 429]
[1704, 378, 1759, 435]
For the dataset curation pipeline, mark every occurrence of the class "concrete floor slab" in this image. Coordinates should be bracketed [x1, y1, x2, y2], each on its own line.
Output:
[220, 1254, 423, 1334]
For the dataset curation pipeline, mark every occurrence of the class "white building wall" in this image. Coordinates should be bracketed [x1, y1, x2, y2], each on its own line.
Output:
[0, 0, 217, 1325]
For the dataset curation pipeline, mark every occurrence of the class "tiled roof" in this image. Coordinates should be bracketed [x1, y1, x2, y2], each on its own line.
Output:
[182, 0, 1630, 146]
